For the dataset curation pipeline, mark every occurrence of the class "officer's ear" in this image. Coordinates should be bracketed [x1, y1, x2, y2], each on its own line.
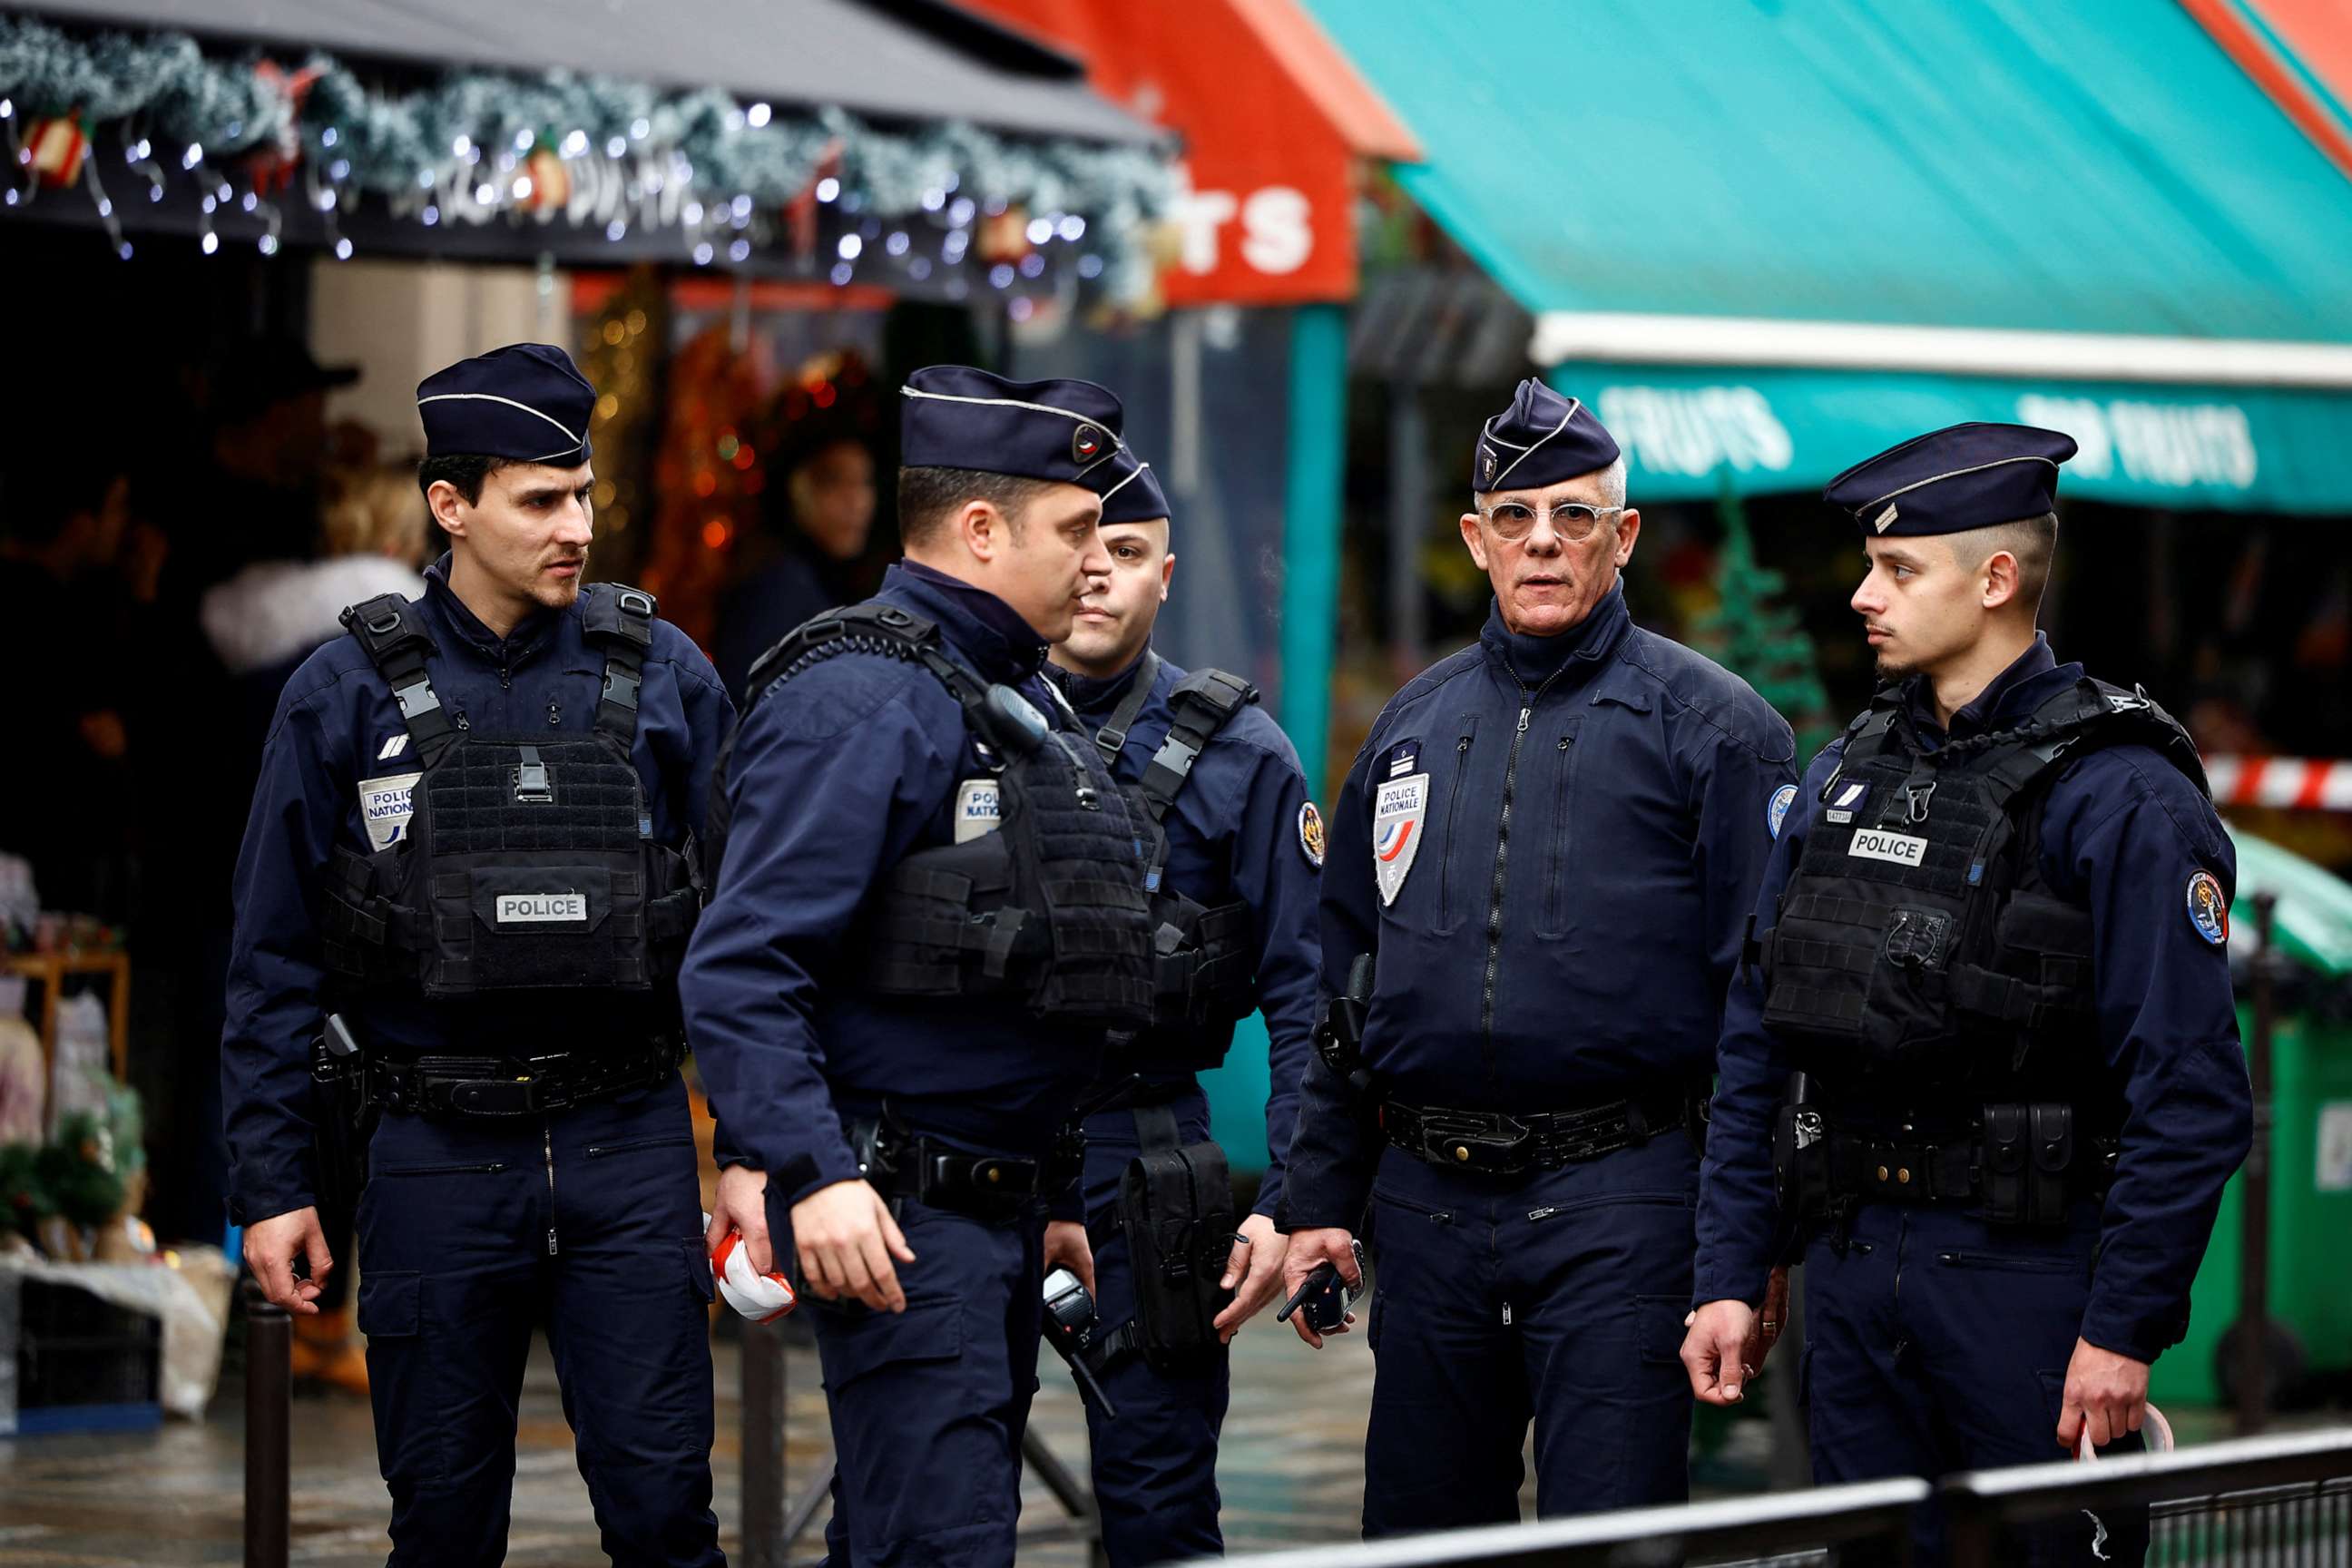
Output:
[1159, 549, 1175, 603]
[1979, 546, 2024, 612]
[1612, 507, 1642, 568]
[955, 498, 1013, 564]
[425, 479, 472, 542]
[1458, 509, 1493, 573]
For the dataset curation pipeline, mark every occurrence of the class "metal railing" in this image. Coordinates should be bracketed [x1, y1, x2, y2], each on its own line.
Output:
[1216, 1431, 2352, 1568]
[1204, 1478, 1927, 1566]
[1944, 1429, 2352, 1568]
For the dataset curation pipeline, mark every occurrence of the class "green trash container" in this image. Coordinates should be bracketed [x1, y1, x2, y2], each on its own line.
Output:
[2151, 831, 2352, 1409]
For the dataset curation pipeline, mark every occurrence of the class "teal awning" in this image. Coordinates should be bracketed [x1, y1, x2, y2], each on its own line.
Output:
[1308, 0, 2352, 509]
[1553, 363, 2352, 509]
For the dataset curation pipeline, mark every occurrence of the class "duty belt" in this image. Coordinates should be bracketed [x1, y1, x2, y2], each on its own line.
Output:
[852, 1119, 1063, 1222]
[363, 1037, 685, 1118]
[1825, 1127, 2119, 1206]
[1380, 1090, 1697, 1177]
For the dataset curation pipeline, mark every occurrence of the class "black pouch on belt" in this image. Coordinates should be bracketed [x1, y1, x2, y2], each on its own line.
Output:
[1117, 1102, 1240, 1367]
[1982, 1101, 2076, 1226]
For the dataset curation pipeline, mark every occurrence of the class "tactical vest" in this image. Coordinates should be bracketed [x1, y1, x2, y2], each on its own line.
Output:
[1759, 675, 2206, 1095]
[1083, 652, 1261, 1065]
[728, 601, 1154, 1030]
[319, 585, 701, 1004]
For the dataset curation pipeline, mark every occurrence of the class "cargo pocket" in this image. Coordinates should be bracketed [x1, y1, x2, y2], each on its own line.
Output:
[813, 1294, 964, 1397]
[1635, 1293, 1688, 1366]
[358, 1269, 420, 1338]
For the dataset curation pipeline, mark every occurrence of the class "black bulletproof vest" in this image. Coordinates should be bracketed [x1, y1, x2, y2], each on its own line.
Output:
[1760, 676, 2205, 1095]
[1084, 652, 1260, 1064]
[319, 584, 701, 1003]
[724, 601, 1154, 1030]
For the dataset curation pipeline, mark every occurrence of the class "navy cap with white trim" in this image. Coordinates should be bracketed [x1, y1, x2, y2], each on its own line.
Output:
[900, 366, 1131, 493]
[416, 343, 595, 466]
[1825, 422, 2078, 537]
[1473, 377, 1621, 493]
[1097, 455, 1170, 525]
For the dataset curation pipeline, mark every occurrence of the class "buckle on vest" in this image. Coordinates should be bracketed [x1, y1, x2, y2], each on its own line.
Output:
[392, 677, 441, 721]
[367, 610, 403, 636]
[1905, 779, 1936, 823]
[617, 589, 654, 618]
[603, 667, 642, 712]
[514, 748, 554, 804]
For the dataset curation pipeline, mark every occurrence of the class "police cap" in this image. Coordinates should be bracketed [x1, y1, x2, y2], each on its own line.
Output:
[1825, 422, 2077, 537]
[900, 366, 1131, 494]
[1473, 378, 1621, 493]
[416, 343, 596, 466]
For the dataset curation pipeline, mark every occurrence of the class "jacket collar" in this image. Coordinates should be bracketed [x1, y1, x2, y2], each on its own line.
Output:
[422, 553, 564, 663]
[1477, 581, 1633, 690]
[1903, 632, 2082, 743]
[883, 561, 1048, 685]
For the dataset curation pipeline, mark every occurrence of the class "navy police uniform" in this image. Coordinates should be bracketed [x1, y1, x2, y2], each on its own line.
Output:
[1692, 424, 2252, 1564]
[220, 344, 733, 1566]
[682, 368, 1153, 1568]
[1043, 458, 1323, 1565]
[1285, 382, 1795, 1534]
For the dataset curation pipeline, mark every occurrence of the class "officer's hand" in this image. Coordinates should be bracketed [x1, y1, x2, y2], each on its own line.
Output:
[243, 1206, 331, 1316]
[1751, 1266, 1792, 1367]
[789, 1181, 916, 1314]
[1280, 1228, 1361, 1349]
[1681, 1298, 1759, 1406]
[707, 1164, 771, 1272]
[1044, 1220, 1094, 1298]
[1213, 1213, 1289, 1341]
[2057, 1338, 2149, 1454]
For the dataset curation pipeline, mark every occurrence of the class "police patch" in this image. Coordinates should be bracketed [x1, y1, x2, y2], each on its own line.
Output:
[1378, 738, 1421, 781]
[2186, 869, 2229, 946]
[954, 778, 1002, 845]
[1373, 773, 1429, 906]
[1768, 783, 1798, 840]
[358, 770, 421, 852]
[1297, 800, 1326, 868]
[1072, 423, 1104, 465]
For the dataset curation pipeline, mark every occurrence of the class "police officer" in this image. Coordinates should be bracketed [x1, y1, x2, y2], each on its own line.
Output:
[1683, 424, 2253, 1564]
[1282, 380, 1795, 1534]
[223, 343, 733, 1566]
[685, 368, 1155, 1568]
[1042, 456, 1321, 1564]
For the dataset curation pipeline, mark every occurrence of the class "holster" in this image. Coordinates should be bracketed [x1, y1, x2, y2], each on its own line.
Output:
[1772, 1075, 1834, 1223]
[1113, 1102, 1239, 1368]
[1981, 1101, 2073, 1227]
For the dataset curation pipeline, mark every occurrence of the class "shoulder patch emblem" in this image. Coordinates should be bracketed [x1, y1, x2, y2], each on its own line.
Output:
[1372, 772, 1429, 906]
[2186, 869, 2229, 946]
[1768, 783, 1798, 840]
[1297, 800, 1326, 868]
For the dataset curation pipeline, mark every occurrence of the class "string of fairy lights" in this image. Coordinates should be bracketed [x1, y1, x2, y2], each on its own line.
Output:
[0, 15, 1173, 298]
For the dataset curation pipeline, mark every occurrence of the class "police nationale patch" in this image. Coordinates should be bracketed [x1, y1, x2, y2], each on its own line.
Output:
[2186, 869, 2229, 946]
[1373, 773, 1429, 906]
[954, 778, 1003, 845]
[1768, 783, 1798, 840]
[358, 770, 422, 852]
[1297, 800, 1326, 868]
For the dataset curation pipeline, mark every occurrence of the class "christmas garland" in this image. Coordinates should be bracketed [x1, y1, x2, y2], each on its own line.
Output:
[0, 15, 1172, 292]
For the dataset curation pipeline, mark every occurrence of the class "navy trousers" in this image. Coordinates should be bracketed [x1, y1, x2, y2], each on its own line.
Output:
[354, 1074, 724, 1568]
[1074, 1096, 1231, 1566]
[1361, 1131, 1699, 1536]
[795, 1192, 1048, 1568]
[1801, 1200, 2147, 1566]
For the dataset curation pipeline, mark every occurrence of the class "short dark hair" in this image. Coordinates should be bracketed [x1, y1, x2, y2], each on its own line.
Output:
[1955, 510, 2059, 610]
[416, 454, 515, 507]
[897, 466, 1057, 549]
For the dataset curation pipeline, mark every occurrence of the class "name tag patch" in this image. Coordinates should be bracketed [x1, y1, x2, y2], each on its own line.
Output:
[358, 770, 422, 851]
[1848, 828, 1928, 867]
[955, 778, 1002, 844]
[495, 892, 588, 925]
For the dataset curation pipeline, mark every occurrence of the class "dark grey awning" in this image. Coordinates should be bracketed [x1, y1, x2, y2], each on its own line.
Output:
[11, 0, 1156, 143]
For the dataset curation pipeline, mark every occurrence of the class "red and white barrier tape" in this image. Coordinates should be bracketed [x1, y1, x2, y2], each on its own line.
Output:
[2205, 757, 2352, 811]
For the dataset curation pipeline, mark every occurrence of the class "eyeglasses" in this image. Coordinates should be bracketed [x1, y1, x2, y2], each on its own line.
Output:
[1477, 501, 1625, 544]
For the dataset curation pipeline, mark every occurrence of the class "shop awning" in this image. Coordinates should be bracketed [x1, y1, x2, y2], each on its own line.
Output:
[1306, 0, 2352, 510]
[16, 0, 1155, 143]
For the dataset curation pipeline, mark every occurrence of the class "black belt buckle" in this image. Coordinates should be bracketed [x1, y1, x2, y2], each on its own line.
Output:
[1418, 1111, 1530, 1172]
[1857, 1138, 1930, 1202]
[443, 1073, 546, 1116]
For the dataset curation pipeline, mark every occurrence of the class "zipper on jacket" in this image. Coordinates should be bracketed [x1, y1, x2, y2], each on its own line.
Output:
[1438, 718, 1477, 927]
[1480, 670, 1568, 1080]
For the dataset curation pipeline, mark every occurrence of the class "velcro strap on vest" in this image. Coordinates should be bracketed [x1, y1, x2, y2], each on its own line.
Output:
[1138, 668, 1258, 821]
[339, 593, 456, 766]
[582, 583, 657, 747]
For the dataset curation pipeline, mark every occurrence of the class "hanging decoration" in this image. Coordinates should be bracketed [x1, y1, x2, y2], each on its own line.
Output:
[0, 15, 1172, 296]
